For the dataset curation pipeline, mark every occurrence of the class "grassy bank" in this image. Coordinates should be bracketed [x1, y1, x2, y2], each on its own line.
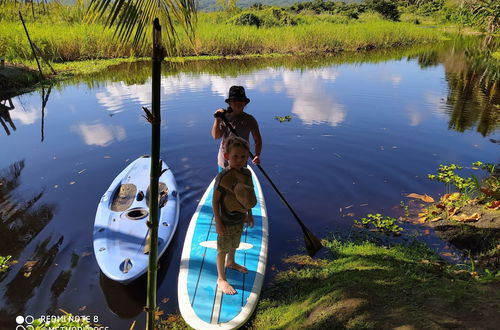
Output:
[250, 237, 499, 329]
[161, 235, 499, 329]
[189, 18, 442, 55]
[0, 4, 443, 63]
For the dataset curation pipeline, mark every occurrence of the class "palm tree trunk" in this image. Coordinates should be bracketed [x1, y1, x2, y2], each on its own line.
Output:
[146, 18, 164, 330]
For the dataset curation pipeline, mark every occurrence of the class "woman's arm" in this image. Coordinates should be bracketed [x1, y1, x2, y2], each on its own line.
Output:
[211, 109, 225, 139]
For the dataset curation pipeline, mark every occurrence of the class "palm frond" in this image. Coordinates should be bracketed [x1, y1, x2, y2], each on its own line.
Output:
[86, 0, 197, 54]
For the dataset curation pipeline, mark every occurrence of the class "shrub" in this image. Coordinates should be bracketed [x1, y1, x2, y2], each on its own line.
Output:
[417, 0, 445, 16]
[365, 0, 400, 21]
[233, 12, 261, 27]
[259, 7, 298, 27]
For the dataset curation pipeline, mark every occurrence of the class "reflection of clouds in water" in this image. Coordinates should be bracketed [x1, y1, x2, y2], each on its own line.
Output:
[405, 104, 423, 126]
[71, 123, 126, 147]
[390, 75, 402, 85]
[96, 82, 151, 114]
[292, 95, 345, 126]
[208, 72, 278, 97]
[9, 106, 39, 125]
[97, 67, 345, 126]
[378, 66, 402, 86]
[282, 69, 345, 126]
[381, 73, 402, 85]
[425, 92, 447, 116]
[9, 99, 40, 125]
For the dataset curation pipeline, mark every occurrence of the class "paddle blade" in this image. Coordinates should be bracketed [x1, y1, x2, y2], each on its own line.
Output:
[303, 227, 323, 257]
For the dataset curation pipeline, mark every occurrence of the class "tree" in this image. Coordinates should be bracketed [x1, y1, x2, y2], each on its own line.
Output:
[217, 0, 239, 13]
[365, 0, 400, 21]
[86, 0, 197, 54]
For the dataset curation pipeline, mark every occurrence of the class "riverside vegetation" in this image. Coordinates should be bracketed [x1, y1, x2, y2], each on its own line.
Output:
[1, 0, 498, 72]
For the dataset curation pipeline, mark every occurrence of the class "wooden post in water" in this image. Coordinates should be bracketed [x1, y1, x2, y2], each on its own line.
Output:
[145, 18, 164, 330]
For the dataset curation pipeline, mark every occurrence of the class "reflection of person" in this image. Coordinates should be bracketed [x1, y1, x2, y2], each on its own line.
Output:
[212, 85, 262, 172]
[212, 136, 257, 295]
[0, 98, 16, 136]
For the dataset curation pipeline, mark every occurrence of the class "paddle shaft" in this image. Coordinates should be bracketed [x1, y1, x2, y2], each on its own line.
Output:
[217, 112, 313, 237]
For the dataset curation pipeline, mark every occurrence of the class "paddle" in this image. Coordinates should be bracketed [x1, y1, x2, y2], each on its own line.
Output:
[214, 109, 323, 257]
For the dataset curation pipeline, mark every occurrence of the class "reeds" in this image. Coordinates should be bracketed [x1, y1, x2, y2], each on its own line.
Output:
[0, 4, 442, 62]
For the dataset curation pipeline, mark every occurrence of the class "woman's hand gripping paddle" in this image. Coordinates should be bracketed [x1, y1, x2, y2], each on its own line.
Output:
[214, 109, 323, 257]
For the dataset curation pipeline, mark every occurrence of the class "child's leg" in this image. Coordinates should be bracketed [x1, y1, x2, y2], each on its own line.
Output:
[226, 248, 248, 274]
[216, 251, 227, 280]
[217, 251, 237, 295]
[217, 252, 237, 295]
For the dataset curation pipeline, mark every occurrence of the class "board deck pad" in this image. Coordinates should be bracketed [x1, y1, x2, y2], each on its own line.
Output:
[179, 167, 268, 329]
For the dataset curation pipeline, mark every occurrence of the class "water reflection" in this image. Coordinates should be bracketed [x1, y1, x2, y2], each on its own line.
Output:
[4, 86, 52, 141]
[0, 98, 16, 136]
[0, 160, 56, 259]
[99, 273, 145, 318]
[40, 86, 51, 142]
[414, 36, 500, 136]
[3, 236, 63, 318]
[71, 123, 126, 147]
[282, 69, 345, 126]
[0, 160, 57, 324]
[59, 36, 498, 134]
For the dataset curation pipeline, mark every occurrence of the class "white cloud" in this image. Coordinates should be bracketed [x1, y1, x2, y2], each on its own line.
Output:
[425, 92, 447, 117]
[405, 104, 423, 126]
[95, 67, 345, 126]
[281, 69, 345, 126]
[7, 98, 41, 125]
[71, 123, 126, 147]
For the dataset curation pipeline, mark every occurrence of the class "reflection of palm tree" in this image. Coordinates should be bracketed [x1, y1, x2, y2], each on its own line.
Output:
[2, 236, 63, 320]
[0, 160, 57, 320]
[446, 70, 480, 132]
[46, 251, 80, 315]
[0, 160, 56, 259]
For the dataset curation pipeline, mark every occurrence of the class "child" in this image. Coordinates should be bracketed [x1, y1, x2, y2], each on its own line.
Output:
[212, 85, 262, 172]
[212, 136, 257, 295]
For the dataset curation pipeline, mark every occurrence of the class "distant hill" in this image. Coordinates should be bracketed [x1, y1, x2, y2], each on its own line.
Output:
[197, 0, 364, 12]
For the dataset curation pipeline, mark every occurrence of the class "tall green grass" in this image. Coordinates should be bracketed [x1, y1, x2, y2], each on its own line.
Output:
[0, 22, 138, 61]
[0, 4, 442, 63]
[188, 20, 441, 55]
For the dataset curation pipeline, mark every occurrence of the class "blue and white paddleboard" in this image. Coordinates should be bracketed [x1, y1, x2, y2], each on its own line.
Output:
[178, 166, 268, 329]
[93, 156, 180, 284]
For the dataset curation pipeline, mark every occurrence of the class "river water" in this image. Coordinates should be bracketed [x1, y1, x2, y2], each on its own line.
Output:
[0, 36, 498, 329]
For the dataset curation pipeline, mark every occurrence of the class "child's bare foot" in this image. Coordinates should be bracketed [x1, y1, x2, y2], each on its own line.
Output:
[226, 263, 248, 273]
[217, 279, 237, 295]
